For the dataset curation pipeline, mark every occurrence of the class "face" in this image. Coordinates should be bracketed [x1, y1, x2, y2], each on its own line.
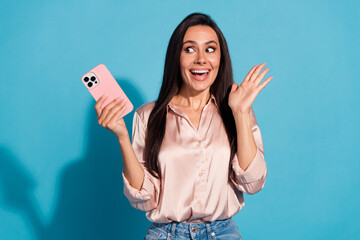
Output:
[179, 25, 221, 94]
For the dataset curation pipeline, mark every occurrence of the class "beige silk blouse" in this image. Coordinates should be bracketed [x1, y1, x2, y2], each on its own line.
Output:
[122, 94, 268, 223]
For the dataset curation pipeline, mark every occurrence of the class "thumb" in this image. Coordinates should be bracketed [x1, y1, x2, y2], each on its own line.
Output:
[230, 83, 238, 94]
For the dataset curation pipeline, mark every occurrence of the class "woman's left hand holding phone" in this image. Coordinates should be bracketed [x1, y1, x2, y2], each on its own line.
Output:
[95, 94, 129, 141]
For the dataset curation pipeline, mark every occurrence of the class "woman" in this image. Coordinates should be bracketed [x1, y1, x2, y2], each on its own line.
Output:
[95, 12, 273, 240]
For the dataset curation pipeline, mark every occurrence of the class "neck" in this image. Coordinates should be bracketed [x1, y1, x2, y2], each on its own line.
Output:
[172, 87, 211, 112]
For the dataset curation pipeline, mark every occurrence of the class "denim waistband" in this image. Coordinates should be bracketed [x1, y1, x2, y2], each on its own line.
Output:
[150, 217, 233, 238]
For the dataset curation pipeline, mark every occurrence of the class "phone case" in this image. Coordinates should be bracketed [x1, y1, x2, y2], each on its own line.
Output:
[81, 64, 134, 120]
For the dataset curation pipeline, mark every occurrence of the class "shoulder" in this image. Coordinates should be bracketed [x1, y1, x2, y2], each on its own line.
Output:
[134, 101, 156, 125]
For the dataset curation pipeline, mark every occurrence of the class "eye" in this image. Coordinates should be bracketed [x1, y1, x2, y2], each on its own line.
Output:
[185, 47, 195, 53]
[207, 47, 215, 53]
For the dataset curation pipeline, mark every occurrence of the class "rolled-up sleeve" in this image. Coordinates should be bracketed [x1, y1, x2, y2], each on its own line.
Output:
[122, 110, 161, 211]
[230, 107, 268, 195]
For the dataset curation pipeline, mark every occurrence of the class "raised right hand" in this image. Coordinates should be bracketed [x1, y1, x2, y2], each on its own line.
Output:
[95, 95, 129, 140]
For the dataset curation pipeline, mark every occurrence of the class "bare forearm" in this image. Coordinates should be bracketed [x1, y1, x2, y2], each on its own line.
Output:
[232, 110, 257, 171]
[118, 136, 145, 191]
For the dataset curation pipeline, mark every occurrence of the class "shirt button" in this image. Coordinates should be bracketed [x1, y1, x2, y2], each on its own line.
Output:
[211, 232, 215, 236]
[197, 142, 200, 148]
[199, 172, 203, 177]
[197, 200, 202, 204]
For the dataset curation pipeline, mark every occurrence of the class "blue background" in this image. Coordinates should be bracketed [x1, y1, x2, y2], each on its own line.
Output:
[1, 0, 359, 239]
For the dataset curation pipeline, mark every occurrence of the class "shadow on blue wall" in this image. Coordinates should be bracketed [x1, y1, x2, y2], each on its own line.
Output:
[0, 78, 152, 239]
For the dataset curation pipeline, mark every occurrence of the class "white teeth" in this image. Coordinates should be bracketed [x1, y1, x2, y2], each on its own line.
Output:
[191, 69, 210, 74]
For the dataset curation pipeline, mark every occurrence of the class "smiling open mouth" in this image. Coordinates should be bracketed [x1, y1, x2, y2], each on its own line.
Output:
[189, 69, 210, 81]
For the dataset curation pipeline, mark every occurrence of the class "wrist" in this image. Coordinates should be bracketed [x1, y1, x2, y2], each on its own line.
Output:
[231, 108, 250, 117]
[117, 135, 130, 145]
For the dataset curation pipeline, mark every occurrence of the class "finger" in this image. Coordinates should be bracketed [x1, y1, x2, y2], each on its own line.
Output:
[98, 97, 123, 124]
[255, 68, 270, 85]
[100, 99, 125, 126]
[95, 94, 109, 118]
[245, 65, 258, 82]
[95, 94, 108, 106]
[257, 76, 273, 92]
[249, 63, 266, 82]
[101, 99, 127, 126]
[230, 83, 238, 94]
[110, 101, 128, 124]
[107, 100, 128, 125]
[99, 97, 123, 124]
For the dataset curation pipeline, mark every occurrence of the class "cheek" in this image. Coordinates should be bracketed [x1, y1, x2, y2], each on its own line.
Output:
[208, 55, 221, 67]
[180, 57, 190, 71]
[178, 59, 189, 82]
[180, 52, 193, 63]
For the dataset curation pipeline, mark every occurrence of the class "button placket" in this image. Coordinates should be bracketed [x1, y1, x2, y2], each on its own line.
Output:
[197, 137, 208, 194]
[194, 122, 208, 208]
[194, 143, 204, 201]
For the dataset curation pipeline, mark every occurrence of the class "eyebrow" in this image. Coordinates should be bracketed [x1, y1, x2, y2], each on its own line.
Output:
[182, 40, 218, 46]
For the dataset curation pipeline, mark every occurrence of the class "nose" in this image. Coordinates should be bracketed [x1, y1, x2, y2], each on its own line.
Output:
[195, 50, 206, 64]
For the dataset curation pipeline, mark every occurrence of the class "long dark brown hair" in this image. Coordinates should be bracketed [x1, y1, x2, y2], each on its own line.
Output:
[144, 12, 237, 182]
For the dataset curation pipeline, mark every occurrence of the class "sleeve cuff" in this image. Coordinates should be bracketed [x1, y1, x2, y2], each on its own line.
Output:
[231, 146, 267, 184]
[122, 170, 154, 203]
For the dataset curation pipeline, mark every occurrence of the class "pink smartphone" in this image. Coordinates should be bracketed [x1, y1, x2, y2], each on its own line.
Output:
[81, 64, 133, 119]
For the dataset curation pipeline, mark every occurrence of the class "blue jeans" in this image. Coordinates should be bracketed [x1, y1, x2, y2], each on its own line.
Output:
[144, 217, 242, 240]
